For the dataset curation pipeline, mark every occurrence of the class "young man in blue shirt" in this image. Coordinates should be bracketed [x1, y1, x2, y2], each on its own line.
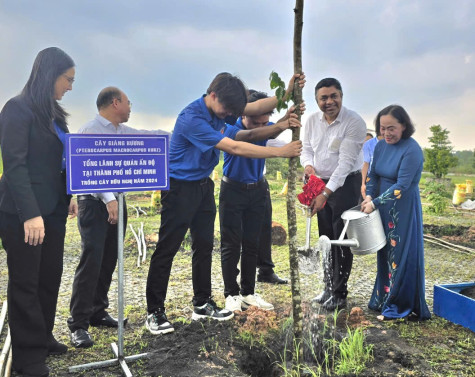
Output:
[145, 72, 304, 335]
[220, 91, 301, 312]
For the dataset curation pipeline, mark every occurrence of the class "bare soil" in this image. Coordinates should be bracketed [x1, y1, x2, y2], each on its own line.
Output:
[143, 304, 441, 377]
[424, 224, 475, 248]
[460, 286, 475, 299]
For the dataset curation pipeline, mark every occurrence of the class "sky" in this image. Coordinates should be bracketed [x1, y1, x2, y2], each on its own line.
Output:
[0, 0, 474, 150]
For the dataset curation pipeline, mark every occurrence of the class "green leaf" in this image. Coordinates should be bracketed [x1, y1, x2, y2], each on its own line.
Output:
[269, 71, 290, 112]
[269, 71, 285, 90]
[275, 86, 285, 101]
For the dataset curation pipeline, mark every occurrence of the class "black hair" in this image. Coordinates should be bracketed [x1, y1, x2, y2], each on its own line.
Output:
[207, 72, 247, 117]
[96, 87, 123, 110]
[247, 90, 268, 103]
[315, 77, 343, 96]
[375, 105, 415, 139]
[21, 47, 74, 127]
[246, 90, 273, 115]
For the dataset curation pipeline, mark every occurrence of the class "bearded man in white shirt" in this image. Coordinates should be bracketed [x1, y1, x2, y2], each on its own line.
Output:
[300, 78, 366, 311]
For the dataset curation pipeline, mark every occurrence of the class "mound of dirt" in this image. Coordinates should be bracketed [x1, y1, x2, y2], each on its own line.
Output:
[424, 223, 475, 248]
[145, 305, 439, 377]
[146, 308, 284, 377]
[271, 221, 287, 245]
[423, 224, 469, 237]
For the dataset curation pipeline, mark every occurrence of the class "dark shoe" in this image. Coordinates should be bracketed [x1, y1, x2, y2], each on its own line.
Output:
[322, 296, 347, 311]
[192, 299, 234, 321]
[145, 308, 174, 335]
[311, 290, 332, 304]
[257, 273, 288, 284]
[90, 313, 128, 328]
[14, 363, 49, 377]
[47, 339, 68, 355]
[70, 329, 94, 348]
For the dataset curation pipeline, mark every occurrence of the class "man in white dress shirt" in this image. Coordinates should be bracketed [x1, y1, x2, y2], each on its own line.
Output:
[68, 87, 170, 347]
[300, 78, 366, 311]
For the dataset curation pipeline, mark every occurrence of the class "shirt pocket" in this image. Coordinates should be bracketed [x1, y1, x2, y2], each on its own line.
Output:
[328, 136, 343, 153]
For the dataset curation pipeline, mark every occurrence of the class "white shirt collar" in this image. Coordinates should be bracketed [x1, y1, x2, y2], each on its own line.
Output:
[95, 114, 122, 130]
[318, 106, 346, 126]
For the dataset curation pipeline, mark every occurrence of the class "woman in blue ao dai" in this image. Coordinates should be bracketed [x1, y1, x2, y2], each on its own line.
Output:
[361, 105, 431, 321]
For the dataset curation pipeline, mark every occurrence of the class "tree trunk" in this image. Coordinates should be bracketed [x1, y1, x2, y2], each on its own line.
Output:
[287, 0, 304, 363]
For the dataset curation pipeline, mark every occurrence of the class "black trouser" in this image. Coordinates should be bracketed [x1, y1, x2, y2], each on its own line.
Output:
[219, 178, 266, 297]
[146, 178, 216, 312]
[257, 179, 275, 276]
[68, 196, 127, 331]
[317, 172, 361, 299]
[0, 201, 67, 372]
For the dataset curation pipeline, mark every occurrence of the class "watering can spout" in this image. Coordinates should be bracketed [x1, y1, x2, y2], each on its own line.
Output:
[330, 238, 359, 248]
[317, 235, 358, 248]
[329, 218, 359, 247]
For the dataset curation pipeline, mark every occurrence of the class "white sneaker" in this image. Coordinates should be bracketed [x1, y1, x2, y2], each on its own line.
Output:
[225, 295, 242, 312]
[241, 293, 274, 310]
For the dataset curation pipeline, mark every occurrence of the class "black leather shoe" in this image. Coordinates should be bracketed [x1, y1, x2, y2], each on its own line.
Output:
[257, 273, 288, 284]
[70, 329, 94, 348]
[311, 290, 332, 304]
[47, 339, 68, 355]
[90, 314, 128, 328]
[14, 363, 49, 377]
[322, 296, 347, 311]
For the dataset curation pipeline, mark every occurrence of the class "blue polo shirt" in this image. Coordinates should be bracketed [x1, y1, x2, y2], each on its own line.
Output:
[222, 118, 268, 183]
[169, 96, 226, 180]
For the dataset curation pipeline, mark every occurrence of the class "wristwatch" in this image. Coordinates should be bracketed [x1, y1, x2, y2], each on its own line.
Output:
[321, 191, 329, 199]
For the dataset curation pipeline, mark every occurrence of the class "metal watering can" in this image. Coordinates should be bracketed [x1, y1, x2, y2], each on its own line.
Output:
[319, 205, 387, 255]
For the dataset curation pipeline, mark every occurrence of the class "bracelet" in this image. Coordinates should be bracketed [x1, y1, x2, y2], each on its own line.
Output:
[322, 191, 329, 199]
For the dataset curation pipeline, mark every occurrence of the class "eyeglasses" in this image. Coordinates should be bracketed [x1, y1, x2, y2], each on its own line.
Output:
[63, 74, 75, 84]
[115, 98, 132, 108]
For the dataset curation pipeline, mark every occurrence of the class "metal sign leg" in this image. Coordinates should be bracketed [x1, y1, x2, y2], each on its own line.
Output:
[69, 193, 148, 375]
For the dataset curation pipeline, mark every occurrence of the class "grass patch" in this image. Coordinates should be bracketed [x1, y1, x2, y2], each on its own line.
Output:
[334, 327, 373, 375]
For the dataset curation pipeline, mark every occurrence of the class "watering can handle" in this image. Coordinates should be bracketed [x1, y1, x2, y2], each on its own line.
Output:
[339, 219, 350, 241]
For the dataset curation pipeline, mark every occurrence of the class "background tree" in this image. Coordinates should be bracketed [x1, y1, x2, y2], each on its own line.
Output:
[424, 125, 458, 178]
[449, 150, 475, 175]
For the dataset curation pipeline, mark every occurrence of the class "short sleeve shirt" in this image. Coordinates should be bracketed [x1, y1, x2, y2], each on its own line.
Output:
[222, 118, 267, 183]
[169, 96, 226, 180]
